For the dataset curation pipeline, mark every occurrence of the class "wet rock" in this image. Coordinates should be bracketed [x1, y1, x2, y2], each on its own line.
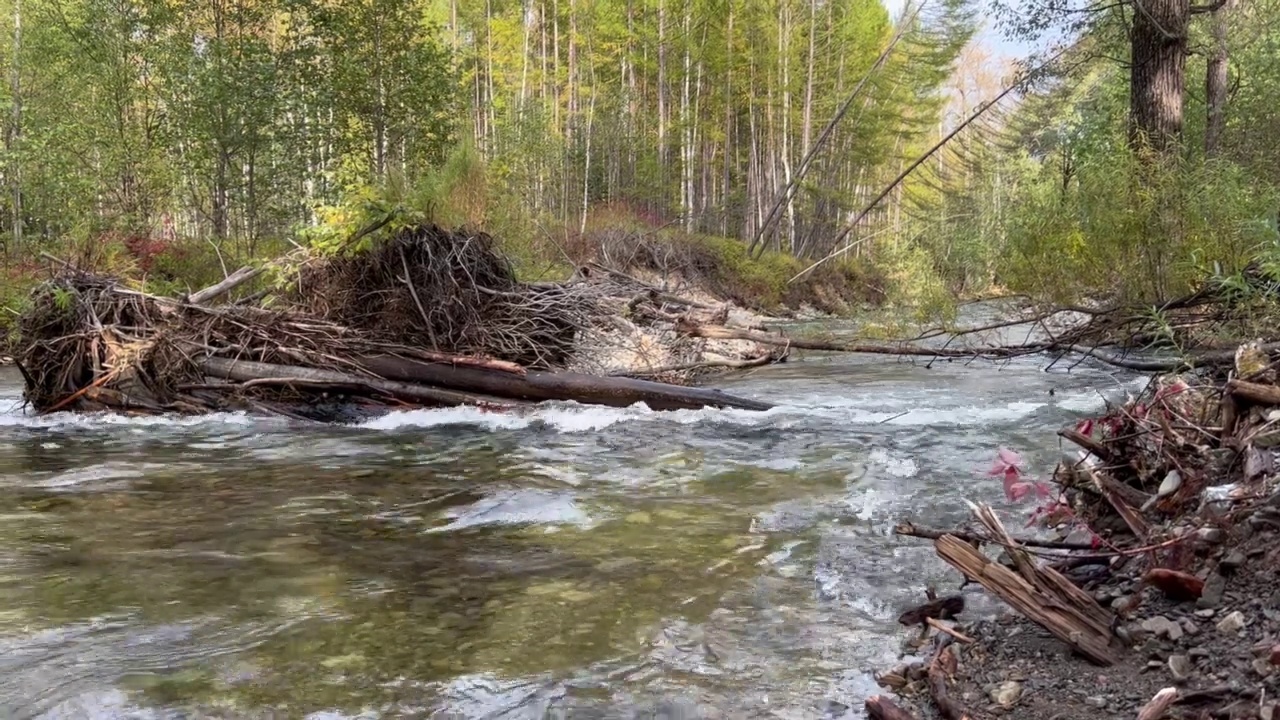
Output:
[1198, 573, 1226, 609]
[1168, 654, 1194, 682]
[989, 681, 1022, 707]
[1217, 610, 1248, 635]
[1142, 616, 1184, 642]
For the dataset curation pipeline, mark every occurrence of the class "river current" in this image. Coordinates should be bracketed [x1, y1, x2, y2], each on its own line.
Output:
[0, 328, 1145, 718]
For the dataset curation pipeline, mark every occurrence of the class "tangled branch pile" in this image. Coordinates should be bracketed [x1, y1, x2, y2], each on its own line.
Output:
[11, 225, 773, 419]
[296, 225, 588, 368]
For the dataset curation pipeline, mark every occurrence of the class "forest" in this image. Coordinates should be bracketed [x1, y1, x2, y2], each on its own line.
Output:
[0, 0, 1277, 326]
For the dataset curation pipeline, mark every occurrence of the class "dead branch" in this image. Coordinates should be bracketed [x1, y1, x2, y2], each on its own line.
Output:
[925, 618, 974, 644]
[608, 353, 776, 378]
[187, 265, 263, 305]
[927, 641, 972, 720]
[894, 521, 1099, 550]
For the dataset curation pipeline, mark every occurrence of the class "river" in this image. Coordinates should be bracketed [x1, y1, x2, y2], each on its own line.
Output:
[0, 331, 1145, 718]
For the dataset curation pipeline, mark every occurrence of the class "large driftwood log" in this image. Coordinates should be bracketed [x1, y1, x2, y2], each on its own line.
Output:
[201, 358, 523, 409]
[203, 356, 772, 412]
[355, 354, 773, 411]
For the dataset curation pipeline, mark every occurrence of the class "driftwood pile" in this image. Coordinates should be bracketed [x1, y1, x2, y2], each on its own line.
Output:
[877, 339, 1280, 719]
[11, 225, 772, 420]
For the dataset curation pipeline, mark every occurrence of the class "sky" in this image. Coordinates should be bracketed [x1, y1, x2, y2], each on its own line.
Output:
[882, 0, 1043, 63]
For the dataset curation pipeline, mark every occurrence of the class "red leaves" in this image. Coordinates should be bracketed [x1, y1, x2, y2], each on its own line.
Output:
[989, 447, 1051, 503]
[1143, 568, 1205, 601]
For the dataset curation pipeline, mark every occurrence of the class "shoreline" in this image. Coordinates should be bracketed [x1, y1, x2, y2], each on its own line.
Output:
[868, 363, 1280, 720]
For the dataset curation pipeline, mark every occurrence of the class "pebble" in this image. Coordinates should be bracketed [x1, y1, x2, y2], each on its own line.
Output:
[989, 681, 1022, 707]
[1217, 610, 1248, 634]
[1085, 696, 1108, 709]
[1168, 654, 1193, 682]
[1195, 608, 1217, 618]
[1256, 658, 1274, 677]
[1190, 647, 1212, 659]
[1142, 616, 1184, 642]
[1182, 619, 1200, 636]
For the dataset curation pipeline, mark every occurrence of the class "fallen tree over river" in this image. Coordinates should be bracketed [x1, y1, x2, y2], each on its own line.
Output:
[11, 225, 772, 419]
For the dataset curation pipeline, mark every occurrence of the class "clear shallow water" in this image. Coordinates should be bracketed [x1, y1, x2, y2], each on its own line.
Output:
[0, 334, 1145, 719]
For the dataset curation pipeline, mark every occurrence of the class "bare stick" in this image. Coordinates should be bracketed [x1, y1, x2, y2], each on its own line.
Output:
[925, 618, 974, 644]
[895, 521, 1099, 550]
[187, 266, 263, 305]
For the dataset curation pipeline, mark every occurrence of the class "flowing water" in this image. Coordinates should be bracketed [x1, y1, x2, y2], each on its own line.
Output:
[0, 321, 1146, 719]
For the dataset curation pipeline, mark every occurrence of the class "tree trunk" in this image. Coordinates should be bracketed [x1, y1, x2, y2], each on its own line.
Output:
[7, 0, 19, 256]
[1129, 0, 1188, 154]
[1205, 0, 1232, 157]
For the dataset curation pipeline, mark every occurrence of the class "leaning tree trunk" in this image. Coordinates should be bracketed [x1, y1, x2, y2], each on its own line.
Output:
[1129, 0, 1189, 155]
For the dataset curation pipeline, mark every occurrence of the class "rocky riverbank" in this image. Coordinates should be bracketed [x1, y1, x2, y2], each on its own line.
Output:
[872, 350, 1280, 720]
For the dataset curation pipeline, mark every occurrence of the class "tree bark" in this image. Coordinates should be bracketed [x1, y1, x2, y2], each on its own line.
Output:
[1129, 0, 1188, 153]
[1204, 0, 1232, 157]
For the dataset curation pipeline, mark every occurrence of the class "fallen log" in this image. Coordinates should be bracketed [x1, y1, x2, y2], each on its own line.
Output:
[201, 358, 524, 410]
[354, 354, 773, 411]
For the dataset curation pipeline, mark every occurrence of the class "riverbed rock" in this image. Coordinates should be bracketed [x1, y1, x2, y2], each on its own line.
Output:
[1168, 654, 1193, 682]
[989, 681, 1022, 707]
[1142, 615, 1183, 642]
[1217, 610, 1248, 635]
[1222, 549, 1248, 572]
[1199, 573, 1227, 609]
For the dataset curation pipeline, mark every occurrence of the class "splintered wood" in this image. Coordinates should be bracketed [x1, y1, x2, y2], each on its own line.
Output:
[933, 504, 1119, 666]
